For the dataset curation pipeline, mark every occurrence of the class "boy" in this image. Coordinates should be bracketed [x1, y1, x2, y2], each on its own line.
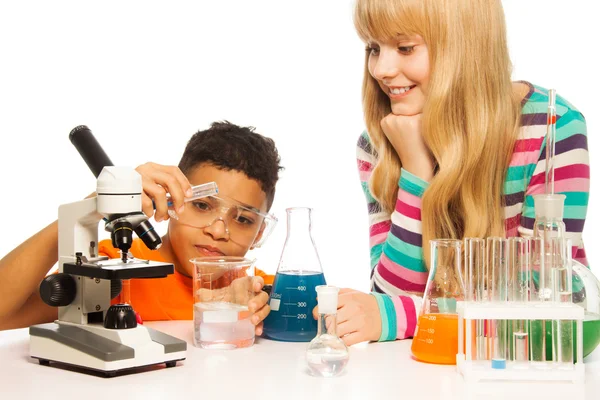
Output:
[0, 121, 282, 335]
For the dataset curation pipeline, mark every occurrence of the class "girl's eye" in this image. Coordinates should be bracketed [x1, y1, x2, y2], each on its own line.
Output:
[398, 46, 415, 54]
[366, 44, 380, 56]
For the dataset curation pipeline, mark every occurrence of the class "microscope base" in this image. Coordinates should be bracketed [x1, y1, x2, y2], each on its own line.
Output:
[29, 322, 187, 377]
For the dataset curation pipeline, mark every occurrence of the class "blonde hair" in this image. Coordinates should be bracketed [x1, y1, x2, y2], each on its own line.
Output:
[354, 0, 522, 274]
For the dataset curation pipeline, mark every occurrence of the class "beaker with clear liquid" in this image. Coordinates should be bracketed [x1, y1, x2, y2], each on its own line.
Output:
[306, 285, 349, 377]
[191, 256, 257, 350]
[411, 239, 465, 364]
[262, 207, 326, 342]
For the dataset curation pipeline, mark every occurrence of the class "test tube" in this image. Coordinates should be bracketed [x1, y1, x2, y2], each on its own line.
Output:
[167, 181, 218, 207]
[545, 89, 557, 195]
[507, 237, 529, 363]
[551, 238, 574, 366]
[464, 238, 485, 360]
[166, 182, 219, 220]
[528, 237, 546, 363]
[487, 237, 508, 369]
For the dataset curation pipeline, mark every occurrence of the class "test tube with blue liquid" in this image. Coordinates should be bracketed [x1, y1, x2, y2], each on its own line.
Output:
[488, 237, 508, 369]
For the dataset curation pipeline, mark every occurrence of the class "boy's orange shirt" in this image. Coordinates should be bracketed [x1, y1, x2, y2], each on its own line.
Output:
[98, 238, 273, 321]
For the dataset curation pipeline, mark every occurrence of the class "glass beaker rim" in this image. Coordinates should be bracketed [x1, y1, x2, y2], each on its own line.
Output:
[286, 207, 313, 212]
[189, 256, 256, 268]
[430, 239, 462, 247]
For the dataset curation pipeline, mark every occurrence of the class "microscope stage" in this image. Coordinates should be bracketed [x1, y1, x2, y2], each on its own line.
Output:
[63, 259, 174, 280]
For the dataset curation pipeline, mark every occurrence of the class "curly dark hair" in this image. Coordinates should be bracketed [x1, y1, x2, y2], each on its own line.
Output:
[178, 121, 283, 210]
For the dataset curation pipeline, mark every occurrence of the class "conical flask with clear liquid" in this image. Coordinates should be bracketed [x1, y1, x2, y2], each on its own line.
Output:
[411, 239, 465, 364]
[262, 207, 327, 342]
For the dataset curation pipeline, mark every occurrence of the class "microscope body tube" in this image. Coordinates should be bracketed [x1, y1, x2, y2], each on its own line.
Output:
[69, 125, 114, 178]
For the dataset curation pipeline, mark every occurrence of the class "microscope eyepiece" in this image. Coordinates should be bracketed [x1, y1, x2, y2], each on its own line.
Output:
[134, 220, 162, 250]
[111, 220, 134, 261]
[69, 125, 114, 178]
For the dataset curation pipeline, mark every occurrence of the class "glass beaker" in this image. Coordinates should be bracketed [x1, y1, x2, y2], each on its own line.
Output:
[306, 285, 349, 377]
[190, 256, 256, 349]
[262, 207, 326, 342]
[411, 239, 464, 364]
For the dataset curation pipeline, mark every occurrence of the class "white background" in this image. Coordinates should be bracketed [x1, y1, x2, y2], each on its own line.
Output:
[0, 0, 597, 293]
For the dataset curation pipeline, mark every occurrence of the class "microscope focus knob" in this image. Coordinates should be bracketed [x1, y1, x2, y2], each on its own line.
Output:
[104, 304, 138, 329]
[40, 273, 76, 307]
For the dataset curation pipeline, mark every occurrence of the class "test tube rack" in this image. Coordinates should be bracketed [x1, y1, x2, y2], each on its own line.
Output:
[456, 300, 585, 383]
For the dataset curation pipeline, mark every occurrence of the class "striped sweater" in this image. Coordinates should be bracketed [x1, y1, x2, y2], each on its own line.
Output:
[356, 82, 590, 341]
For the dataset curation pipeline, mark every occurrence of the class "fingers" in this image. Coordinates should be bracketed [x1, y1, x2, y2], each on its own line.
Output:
[141, 176, 168, 221]
[141, 193, 154, 218]
[152, 169, 187, 213]
[251, 303, 270, 326]
[312, 305, 318, 320]
[337, 318, 360, 338]
[248, 291, 269, 313]
[252, 276, 265, 293]
[335, 304, 354, 325]
[341, 332, 366, 347]
[136, 162, 192, 221]
[337, 289, 359, 308]
[255, 321, 264, 336]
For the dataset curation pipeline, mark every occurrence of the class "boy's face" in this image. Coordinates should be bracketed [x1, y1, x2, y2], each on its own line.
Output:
[166, 163, 268, 277]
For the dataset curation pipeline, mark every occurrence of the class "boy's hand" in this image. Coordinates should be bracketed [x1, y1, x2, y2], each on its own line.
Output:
[224, 276, 271, 336]
[135, 162, 193, 222]
[247, 277, 270, 336]
[312, 288, 381, 346]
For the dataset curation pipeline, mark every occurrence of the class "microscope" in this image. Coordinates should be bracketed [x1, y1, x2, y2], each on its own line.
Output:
[29, 126, 186, 377]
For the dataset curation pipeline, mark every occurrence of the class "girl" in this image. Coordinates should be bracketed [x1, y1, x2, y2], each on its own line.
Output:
[330, 0, 590, 346]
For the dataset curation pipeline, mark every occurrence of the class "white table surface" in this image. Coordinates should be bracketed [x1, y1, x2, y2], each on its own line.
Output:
[1, 321, 599, 400]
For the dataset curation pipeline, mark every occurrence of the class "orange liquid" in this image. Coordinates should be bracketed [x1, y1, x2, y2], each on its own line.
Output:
[411, 313, 460, 365]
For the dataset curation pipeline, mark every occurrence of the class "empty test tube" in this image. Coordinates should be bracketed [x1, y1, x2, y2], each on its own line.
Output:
[464, 238, 485, 360]
[487, 237, 508, 369]
[508, 237, 529, 362]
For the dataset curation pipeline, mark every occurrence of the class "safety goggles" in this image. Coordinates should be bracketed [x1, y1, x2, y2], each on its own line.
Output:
[167, 194, 277, 249]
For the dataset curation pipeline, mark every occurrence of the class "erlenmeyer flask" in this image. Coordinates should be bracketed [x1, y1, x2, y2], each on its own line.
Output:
[411, 239, 465, 364]
[262, 207, 326, 342]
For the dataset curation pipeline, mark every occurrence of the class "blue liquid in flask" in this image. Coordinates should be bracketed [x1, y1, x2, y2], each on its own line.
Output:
[262, 271, 326, 342]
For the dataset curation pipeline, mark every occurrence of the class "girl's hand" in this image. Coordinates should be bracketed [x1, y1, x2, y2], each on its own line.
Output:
[380, 113, 435, 182]
[312, 288, 382, 346]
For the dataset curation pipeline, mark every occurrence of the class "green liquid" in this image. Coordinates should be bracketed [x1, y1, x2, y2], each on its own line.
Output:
[526, 315, 600, 361]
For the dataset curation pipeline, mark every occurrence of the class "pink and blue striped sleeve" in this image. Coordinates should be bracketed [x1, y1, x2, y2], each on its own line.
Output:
[357, 132, 429, 341]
